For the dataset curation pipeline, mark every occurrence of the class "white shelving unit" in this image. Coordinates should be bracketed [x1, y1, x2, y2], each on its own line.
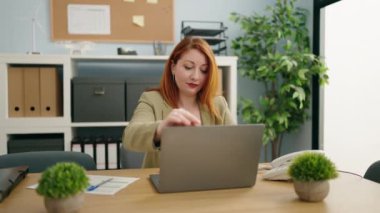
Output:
[0, 54, 71, 154]
[0, 54, 237, 154]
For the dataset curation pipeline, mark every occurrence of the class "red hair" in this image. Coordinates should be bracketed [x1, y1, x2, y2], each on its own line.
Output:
[159, 37, 220, 120]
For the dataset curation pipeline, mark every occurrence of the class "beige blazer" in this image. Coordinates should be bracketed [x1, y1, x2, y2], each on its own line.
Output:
[122, 91, 235, 168]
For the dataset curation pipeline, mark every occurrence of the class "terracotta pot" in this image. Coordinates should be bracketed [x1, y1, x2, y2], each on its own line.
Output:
[293, 180, 329, 202]
[44, 192, 85, 213]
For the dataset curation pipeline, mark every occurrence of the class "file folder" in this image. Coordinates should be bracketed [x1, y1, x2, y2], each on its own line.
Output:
[8, 67, 25, 117]
[105, 137, 118, 169]
[23, 67, 41, 117]
[0, 166, 29, 203]
[96, 143, 108, 169]
[71, 137, 82, 153]
[71, 137, 92, 161]
[39, 67, 62, 117]
[71, 137, 121, 170]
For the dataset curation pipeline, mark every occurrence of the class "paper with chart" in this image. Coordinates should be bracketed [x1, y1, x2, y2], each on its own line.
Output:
[86, 175, 139, 195]
[28, 175, 139, 196]
[67, 4, 111, 35]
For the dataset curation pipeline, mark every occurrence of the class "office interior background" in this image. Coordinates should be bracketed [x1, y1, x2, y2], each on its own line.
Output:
[0, 0, 378, 175]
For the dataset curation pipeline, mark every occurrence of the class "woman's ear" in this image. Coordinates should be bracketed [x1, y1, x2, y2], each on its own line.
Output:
[171, 60, 175, 75]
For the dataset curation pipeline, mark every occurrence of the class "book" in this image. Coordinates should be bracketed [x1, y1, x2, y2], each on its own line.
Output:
[0, 166, 29, 202]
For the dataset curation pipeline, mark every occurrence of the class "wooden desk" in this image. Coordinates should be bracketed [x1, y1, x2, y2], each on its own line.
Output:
[1, 168, 380, 213]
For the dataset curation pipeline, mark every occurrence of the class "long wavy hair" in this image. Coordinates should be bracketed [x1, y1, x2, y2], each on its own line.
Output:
[158, 37, 220, 120]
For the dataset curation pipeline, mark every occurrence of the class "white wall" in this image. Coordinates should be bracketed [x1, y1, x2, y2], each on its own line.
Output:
[322, 0, 380, 175]
[0, 0, 276, 55]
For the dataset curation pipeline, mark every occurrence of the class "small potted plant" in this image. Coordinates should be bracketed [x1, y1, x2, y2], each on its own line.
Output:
[36, 162, 89, 213]
[288, 152, 338, 202]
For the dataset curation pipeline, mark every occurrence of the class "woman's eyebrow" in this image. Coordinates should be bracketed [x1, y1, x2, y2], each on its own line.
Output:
[181, 59, 195, 64]
[181, 59, 208, 66]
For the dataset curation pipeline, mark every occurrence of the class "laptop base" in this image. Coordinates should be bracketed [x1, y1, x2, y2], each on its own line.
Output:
[149, 174, 161, 192]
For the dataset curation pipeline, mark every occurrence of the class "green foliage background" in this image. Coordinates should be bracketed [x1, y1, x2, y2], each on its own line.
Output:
[230, 0, 328, 154]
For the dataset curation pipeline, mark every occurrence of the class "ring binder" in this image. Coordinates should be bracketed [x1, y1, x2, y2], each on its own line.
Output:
[71, 136, 121, 170]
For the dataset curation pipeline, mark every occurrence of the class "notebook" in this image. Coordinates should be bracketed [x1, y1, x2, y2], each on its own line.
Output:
[0, 165, 29, 202]
[150, 124, 264, 193]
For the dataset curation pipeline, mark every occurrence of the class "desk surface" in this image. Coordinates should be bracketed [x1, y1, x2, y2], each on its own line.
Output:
[1, 168, 380, 213]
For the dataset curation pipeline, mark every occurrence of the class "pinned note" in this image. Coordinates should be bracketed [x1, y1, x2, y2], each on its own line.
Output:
[147, 0, 158, 4]
[132, 15, 145, 27]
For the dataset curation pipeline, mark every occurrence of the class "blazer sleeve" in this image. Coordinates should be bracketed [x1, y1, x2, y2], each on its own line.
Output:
[122, 92, 161, 153]
[215, 96, 236, 125]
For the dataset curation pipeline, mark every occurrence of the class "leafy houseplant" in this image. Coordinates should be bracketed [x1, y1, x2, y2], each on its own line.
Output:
[230, 0, 328, 159]
[288, 152, 338, 202]
[37, 162, 89, 213]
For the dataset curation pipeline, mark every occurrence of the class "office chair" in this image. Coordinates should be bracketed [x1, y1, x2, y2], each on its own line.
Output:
[364, 160, 380, 184]
[0, 151, 97, 173]
[120, 146, 144, 169]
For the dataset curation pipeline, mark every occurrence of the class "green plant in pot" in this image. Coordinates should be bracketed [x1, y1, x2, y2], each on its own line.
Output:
[230, 0, 328, 160]
[36, 162, 89, 213]
[288, 152, 338, 202]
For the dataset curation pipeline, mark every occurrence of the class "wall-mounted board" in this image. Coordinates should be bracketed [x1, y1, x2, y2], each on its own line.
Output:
[50, 0, 173, 43]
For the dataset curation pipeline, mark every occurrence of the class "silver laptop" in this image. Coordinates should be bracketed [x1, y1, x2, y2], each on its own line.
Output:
[150, 124, 264, 193]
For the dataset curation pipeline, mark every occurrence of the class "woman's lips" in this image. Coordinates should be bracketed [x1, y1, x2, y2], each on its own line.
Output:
[187, 83, 198, 88]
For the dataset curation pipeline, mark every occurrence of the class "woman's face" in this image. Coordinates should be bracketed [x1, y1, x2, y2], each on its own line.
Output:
[171, 49, 208, 98]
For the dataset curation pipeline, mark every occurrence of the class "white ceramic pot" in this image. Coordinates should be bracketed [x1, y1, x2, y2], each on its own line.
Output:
[44, 192, 85, 213]
[293, 180, 329, 202]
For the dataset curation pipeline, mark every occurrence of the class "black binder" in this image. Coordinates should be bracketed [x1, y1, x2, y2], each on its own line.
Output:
[0, 166, 29, 202]
[71, 136, 122, 169]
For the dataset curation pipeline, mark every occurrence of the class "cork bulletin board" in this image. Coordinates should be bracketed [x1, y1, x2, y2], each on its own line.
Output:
[50, 0, 174, 43]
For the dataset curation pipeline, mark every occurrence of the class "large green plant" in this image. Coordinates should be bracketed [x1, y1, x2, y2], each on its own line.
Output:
[37, 162, 89, 199]
[230, 0, 328, 159]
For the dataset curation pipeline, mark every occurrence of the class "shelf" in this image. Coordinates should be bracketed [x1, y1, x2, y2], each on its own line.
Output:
[71, 122, 129, 127]
[213, 46, 227, 55]
[4, 117, 70, 128]
[201, 37, 227, 46]
[0, 54, 237, 154]
[181, 21, 228, 55]
[181, 26, 227, 37]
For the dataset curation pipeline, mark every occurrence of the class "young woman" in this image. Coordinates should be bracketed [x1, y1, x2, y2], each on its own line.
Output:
[122, 37, 235, 168]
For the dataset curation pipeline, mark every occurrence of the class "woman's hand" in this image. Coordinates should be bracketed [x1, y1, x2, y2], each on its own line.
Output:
[154, 108, 201, 142]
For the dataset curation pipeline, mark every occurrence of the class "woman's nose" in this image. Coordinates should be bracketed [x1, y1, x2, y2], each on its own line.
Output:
[191, 69, 201, 80]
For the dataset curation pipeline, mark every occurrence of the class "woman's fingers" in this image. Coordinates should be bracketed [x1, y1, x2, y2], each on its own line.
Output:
[169, 108, 200, 126]
[155, 108, 200, 141]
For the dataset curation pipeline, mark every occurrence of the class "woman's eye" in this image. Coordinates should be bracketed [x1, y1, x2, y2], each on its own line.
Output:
[184, 65, 193, 70]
